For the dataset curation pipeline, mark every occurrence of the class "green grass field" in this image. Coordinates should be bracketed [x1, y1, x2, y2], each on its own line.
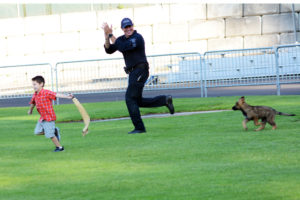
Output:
[1, 96, 300, 200]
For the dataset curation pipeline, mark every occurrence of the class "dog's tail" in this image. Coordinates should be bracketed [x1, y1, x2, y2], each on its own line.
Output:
[276, 111, 296, 116]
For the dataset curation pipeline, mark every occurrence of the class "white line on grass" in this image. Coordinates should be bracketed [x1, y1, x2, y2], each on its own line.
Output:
[90, 110, 231, 123]
[61, 110, 231, 124]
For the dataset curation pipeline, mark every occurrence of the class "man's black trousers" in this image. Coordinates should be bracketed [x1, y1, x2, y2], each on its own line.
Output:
[125, 65, 167, 131]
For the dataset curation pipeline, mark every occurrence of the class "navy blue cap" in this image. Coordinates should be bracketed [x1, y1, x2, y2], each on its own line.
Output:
[121, 18, 133, 28]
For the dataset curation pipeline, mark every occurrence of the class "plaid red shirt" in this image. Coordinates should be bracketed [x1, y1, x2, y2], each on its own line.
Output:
[29, 89, 57, 122]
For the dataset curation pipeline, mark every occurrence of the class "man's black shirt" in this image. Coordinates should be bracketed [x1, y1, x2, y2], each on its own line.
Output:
[104, 30, 148, 69]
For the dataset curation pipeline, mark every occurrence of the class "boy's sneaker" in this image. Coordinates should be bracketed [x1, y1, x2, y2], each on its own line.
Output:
[53, 146, 64, 152]
[54, 127, 60, 141]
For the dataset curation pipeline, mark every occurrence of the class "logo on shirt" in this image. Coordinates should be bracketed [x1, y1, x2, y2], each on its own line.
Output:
[130, 38, 137, 47]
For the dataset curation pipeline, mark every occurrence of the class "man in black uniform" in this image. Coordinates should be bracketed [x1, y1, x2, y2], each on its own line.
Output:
[102, 18, 174, 134]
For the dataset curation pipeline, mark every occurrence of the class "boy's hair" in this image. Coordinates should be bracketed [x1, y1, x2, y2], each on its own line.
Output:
[32, 76, 45, 87]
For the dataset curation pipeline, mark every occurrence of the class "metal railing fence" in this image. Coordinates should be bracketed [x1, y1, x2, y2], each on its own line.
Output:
[1, 44, 300, 102]
[0, 63, 53, 99]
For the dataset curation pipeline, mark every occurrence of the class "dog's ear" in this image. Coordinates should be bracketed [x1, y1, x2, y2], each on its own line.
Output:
[240, 96, 245, 103]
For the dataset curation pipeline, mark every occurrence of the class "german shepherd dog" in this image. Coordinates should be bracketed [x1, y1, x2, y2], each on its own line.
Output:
[232, 96, 295, 131]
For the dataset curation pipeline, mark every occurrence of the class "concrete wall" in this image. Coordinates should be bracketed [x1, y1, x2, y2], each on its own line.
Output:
[0, 3, 299, 64]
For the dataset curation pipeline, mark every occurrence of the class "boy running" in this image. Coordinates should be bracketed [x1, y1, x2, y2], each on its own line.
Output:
[28, 76, 73, 152]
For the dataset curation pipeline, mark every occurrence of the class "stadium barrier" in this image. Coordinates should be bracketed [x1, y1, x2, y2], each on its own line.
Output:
[275, 44, 300, 95]
[54, 52, 202, 104]
[203, 47, 277, 97]
[0, 63, 53, 99]
[202, 44, 300, 97]
[0, 44, 299, 103]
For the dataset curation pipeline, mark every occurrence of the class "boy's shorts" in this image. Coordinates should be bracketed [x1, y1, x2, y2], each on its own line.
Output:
[34, 120, 56, 138]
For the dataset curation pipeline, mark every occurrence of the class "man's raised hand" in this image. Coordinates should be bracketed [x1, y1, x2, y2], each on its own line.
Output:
[101, 22, 113, 37]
